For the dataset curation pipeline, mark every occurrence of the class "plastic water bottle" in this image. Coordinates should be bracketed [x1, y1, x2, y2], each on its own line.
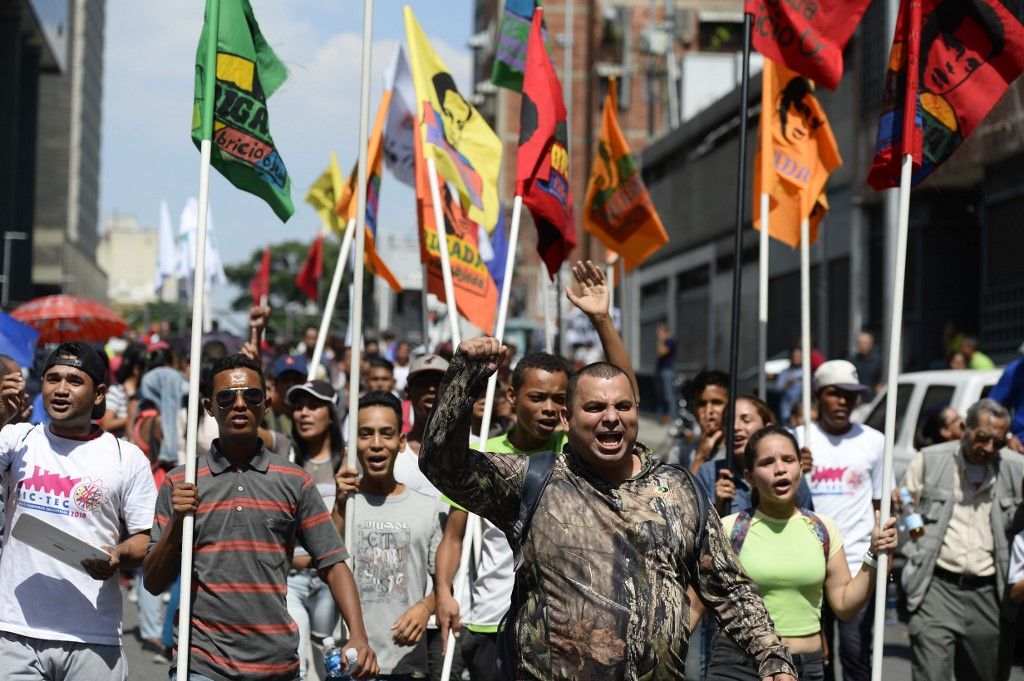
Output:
[899, 488, 925, 540]
[323, 637, 357, 679]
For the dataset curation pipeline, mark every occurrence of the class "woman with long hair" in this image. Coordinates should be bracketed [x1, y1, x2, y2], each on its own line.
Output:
[102, 342, 146, 438]
[695, 394, 813, 516]
[698, 425, 898, 681]
[285, 379, 345, 680]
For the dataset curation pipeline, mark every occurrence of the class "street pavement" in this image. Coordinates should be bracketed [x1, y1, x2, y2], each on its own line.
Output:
[118, 414, 1024, 680]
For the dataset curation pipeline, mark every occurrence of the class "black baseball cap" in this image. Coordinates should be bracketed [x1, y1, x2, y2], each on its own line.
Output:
[43, 342, 108, 420]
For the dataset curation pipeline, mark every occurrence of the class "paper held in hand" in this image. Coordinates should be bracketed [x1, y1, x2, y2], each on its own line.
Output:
[11, 513, 109, 572]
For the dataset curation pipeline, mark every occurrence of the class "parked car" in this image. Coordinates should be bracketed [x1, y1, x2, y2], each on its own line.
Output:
[851, 369, 1002, 481]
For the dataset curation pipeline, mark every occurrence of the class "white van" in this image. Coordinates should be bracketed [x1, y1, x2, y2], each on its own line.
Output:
[851, 369, 1003, 481]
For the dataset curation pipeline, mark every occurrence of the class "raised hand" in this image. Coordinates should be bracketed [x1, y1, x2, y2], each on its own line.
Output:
[0, 373, 25, 426]
[456, 337, 507, 376]
[565, 260, 610, 319]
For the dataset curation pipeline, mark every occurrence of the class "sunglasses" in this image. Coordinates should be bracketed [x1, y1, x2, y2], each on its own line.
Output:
[214, 387, 265, 409]
[973, 431, 1008, 450]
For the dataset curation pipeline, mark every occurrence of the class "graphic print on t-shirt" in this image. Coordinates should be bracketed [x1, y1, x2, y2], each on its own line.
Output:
[357, 519, 411, 604]
[811, 465, 865, 496]
[15, 462, 109, 518]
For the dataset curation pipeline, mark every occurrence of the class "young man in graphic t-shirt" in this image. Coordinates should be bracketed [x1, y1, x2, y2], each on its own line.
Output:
[0, 342, 157, 680]
[798, 360, 885, 681]
[334, 391, 447, 679]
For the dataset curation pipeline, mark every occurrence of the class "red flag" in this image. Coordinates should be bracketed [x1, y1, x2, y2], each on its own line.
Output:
[516, 7, 576, 279]
[249, 246, 271, 303]
[295, 234, 323, 301]
[745, 0, 871, 90]
[868, 0, 1024, 190]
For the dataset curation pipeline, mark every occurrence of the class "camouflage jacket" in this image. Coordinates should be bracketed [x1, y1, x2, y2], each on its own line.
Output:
[421, 351, 796, 680]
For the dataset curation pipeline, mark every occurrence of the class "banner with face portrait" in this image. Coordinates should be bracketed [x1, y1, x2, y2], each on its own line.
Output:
[404, 6, 503, 231]
[868, 0, 1024, 190]
[753, 59, 842, 248]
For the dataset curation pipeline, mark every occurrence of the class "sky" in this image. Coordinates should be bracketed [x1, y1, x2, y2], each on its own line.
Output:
[99, 0, 474, 323]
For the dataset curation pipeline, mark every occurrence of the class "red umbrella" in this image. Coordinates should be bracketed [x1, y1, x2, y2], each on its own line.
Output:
[12, 295, 128, 344]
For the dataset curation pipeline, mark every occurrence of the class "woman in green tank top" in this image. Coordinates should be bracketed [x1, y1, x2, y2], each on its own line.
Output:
[696, 425, 898, 681]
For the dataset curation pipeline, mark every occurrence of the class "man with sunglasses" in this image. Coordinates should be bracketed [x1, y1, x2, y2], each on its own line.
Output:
[901, 398, 1024, 681]
[144, 354, 379, 680]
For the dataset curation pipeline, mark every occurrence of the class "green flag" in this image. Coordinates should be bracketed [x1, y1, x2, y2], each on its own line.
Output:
[490, 0, 541, 91]
[192, 0, 294, 222]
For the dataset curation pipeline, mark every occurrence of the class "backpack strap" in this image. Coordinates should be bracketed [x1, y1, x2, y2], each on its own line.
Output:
[665, 463, 710, 573]
[798, 508, 831, 560]
[730, 510, 753, 556]
[508, 450, 557, 570]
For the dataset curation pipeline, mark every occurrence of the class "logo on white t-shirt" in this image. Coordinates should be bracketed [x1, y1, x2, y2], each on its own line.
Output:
[15, 464, 108, 519]
[71, 478, 109, 513]
[811, 465, 865, 496]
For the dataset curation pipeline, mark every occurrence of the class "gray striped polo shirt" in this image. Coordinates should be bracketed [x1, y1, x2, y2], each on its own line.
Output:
[150, 442, 348, 681]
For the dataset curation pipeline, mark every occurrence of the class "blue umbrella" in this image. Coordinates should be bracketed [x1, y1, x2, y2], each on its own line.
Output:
[0, 311, 40, 368]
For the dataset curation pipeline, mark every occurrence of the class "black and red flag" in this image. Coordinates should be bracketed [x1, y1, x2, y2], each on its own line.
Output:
[294, 234, 323, 301]
[516, 7, 576, 279]
[745, 0, 871, 89]
[249, 246, 271, 303]
[868, 0, 1024, 190]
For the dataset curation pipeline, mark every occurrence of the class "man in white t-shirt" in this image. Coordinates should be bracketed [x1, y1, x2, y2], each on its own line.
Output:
[394, 354, 449, 499]
[799, 359, 884, 681]
[0, 342, 157, 680]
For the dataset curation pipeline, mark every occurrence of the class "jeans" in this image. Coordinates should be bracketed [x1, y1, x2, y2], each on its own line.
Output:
[286, 569, 340, 681]
[657, 368, 677, 418]
[162, 576, 180, 649]
[135, 567, 165, 641]
[460, 630, 500, 681]
[822, 597, 873, 681]
[426, 626, 464, 681]
[706, 635, 823, 681]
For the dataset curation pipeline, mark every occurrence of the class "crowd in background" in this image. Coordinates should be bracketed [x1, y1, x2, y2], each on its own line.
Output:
[0, 269, 1023, 681]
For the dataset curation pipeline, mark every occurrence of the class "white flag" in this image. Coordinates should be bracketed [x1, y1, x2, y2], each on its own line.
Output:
[154, 200, 178, 293]
[382, 45, 417, 188]
[176, 197, 226, 293]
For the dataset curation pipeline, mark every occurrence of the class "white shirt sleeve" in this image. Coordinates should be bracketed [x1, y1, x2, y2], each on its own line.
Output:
[1009, 532, 1024, 586]
[118, 440, 158, 534]
[0, 422, 34, 480]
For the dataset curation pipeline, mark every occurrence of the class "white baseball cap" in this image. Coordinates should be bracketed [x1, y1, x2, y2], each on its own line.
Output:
[813, 359, 869, 393]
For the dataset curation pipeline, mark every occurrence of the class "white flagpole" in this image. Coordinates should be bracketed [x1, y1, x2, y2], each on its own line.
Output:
[800, 217, 813, 482]
[758, 193, 769, 399]
[345, 0, 374, 555]
[309, 219, 356, 380]
[176, 2, 218, 677]
[425, 158, 462, 345]
[441, 196, 523, 681]
[870, 153, 911, 681]
[543, 275, 554, 353]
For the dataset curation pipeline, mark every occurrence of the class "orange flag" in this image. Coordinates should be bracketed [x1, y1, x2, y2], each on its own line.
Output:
[583, 78, 668, 273]
[414, 123, 499, 334]
[335, 92, 402, 292]
[753, 59, 842, 247]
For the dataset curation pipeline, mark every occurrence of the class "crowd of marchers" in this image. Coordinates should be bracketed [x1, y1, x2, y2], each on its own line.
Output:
[0, 259, 1019, 681]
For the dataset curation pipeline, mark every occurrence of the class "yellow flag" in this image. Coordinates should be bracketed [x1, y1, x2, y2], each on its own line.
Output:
[404, 5, 502, 230]
[304, 152, 346, 237]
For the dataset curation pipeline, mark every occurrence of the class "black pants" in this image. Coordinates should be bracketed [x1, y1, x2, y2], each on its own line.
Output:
[706, 635, 824, 681]
[427, 627, 465, 681]
[460, 630, 502, 681]
[821, 597, 873, 681]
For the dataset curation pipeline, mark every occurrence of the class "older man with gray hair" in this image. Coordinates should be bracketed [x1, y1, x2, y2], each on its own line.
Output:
[900, 398, 1024, 681]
